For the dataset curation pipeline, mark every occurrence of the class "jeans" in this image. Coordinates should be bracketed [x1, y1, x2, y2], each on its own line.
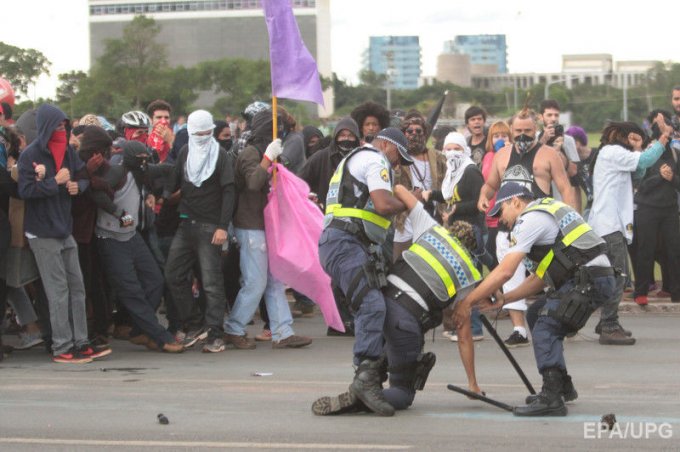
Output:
[28, 236, 88, 356]
[166, 220, 228, 339]
[601, 232, 626, 325]
[224, 228, 294, 342]
[98, 234, 174, 346]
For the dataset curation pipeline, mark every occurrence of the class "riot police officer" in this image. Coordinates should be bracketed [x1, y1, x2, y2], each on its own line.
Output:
[318, 127, 412, 416]
[453, 182, 615, 416]
[314, 185, 483, 415]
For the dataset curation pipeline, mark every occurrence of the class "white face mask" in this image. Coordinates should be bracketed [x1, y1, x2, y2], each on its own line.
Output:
[445, 149, 464, 160]
[191, 134, 213, 149]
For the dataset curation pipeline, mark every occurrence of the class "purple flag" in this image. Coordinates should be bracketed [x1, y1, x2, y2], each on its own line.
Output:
[262, 0, 325, 106]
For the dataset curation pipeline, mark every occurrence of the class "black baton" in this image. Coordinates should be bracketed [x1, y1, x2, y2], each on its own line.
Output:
[480, 315, 536, 394]
[447, 384, 514, 412]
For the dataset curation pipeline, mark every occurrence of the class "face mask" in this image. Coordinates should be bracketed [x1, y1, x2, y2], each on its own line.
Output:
[407, 135, 427, 154]
[191, 134, 213, 148]
[336, 139, 358, 153]
[218, 139, 233, 151]
[444, 149, 464, 160]
[514, 134, 535, 154]
[494, 139, 505, 152]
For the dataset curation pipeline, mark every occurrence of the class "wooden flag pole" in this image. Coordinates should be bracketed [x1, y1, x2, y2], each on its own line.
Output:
[271, 96, 278, 187]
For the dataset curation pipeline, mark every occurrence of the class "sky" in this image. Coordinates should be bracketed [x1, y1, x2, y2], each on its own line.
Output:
[2, 0, 678, 100]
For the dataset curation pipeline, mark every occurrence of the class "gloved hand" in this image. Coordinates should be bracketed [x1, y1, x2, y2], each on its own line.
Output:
[119, 211, 134, 227]
[264, 138, 283, 162]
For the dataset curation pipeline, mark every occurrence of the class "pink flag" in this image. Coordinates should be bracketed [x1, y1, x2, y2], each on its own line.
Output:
[264, 164, 343, 331]
[262, 0, 325, 106]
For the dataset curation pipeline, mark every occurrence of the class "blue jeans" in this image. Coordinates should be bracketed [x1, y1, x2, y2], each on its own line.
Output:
[224, 228, 294, 342]
[165, 220, 227, 339]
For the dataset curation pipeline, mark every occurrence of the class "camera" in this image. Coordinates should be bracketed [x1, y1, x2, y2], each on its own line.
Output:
[553, 124, 564, 137]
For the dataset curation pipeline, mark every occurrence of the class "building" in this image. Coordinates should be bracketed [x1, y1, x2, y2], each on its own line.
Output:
[444, 35, 508, 74]
[88, 0, 333, 116]
[364, 36, 421, 90]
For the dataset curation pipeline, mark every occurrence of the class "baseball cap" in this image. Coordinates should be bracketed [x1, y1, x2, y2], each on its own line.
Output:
[375, 127, 413, 165]
[488, 182, 534, 217]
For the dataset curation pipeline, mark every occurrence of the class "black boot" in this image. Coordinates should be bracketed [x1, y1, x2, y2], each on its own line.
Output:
[514, 367, 567, 416]
[311, 391, 369, 415]
[349, 359, 395, 416]
[525, 368, 578, 404]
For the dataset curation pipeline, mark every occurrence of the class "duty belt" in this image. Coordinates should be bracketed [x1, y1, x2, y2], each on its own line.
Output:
[328, 218, 371, 245]
[384, 283, 433, 329]
[583, 266, 615, 278]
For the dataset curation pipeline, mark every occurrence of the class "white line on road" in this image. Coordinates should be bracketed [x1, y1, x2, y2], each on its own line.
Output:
[0, 437, 411, 449]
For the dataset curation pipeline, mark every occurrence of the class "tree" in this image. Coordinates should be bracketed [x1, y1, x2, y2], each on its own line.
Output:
[0, 42, 51, 97]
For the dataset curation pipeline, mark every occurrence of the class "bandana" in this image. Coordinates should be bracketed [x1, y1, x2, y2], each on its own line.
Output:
[48, 129, 68, 169]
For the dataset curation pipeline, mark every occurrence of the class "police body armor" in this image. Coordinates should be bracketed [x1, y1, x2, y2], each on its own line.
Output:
[386, 225, 482, 330]
[521, 198, 607, 289]
[324, 146, 392, 245]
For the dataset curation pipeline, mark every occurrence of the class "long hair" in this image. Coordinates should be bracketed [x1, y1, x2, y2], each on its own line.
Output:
[590, 121, 646, 174]
[350, 101, 390, 137]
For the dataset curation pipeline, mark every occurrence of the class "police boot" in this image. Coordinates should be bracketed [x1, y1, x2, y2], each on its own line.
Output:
[514, 367, 567, 417]
[350, 359, 396, 417]
[525, 368, 577, 404]
[311, 391, 369, 415]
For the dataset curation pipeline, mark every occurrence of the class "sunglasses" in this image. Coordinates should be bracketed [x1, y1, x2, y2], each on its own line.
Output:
[405, 128, 424, 135]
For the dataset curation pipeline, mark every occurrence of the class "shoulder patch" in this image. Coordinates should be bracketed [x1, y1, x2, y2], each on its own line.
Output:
[380, 168, 389, 182]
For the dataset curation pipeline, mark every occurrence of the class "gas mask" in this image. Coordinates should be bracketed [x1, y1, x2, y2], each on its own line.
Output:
[514, 134, 535, 154]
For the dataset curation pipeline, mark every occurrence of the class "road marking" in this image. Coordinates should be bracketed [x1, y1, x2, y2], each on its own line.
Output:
[0, 438, 411, 449]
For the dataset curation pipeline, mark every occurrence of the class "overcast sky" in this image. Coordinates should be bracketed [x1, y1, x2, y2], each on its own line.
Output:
[3, 0, 678, 99]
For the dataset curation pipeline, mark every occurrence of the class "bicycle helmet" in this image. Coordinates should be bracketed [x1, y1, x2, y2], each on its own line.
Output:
[121, 110, 151, 129]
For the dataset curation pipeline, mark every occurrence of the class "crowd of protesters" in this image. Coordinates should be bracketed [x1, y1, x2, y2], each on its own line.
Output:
[0, 86, 679, 363]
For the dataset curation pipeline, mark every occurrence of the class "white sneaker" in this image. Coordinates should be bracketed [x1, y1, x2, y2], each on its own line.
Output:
[442, 330, 456, 340]
[16, 332, 44, 350]
[447, 333, 484, 342]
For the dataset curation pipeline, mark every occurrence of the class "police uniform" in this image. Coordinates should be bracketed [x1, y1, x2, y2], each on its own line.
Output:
[381, 203, 481, 409]
[319, 144, 394, 365]
[505, 197, 616, 416]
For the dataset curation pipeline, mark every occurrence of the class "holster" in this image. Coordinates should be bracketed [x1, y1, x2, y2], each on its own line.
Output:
[363, 244, 388, 290]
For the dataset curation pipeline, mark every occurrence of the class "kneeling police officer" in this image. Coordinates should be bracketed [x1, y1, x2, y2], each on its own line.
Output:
[453, 182, 615, 416]
[314, 185, 483, 415]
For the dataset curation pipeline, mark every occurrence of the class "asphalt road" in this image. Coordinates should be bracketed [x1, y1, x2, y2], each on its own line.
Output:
[1, 313, 679, 451]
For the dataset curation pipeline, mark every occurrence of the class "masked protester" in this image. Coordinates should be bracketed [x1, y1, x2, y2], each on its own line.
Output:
[213, 120, 233, 152]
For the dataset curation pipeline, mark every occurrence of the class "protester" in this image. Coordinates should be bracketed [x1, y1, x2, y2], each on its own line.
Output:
[351, 101, 391, 145]
[464, 106, 488, 166]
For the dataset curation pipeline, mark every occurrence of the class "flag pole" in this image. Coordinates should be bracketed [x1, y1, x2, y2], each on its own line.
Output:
[272, 96, 278, 187]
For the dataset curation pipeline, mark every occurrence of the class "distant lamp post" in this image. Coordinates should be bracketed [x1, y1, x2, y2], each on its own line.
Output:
[544, 75, 579, 100]
[386, 68, 394, 111]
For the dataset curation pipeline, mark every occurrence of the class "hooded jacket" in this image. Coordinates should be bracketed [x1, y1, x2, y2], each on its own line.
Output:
[298, 117, 360, 208]
[17, 104, 87, 239]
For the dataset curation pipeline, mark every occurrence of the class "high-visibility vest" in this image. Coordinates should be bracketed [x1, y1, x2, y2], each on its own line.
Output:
[324, 146, 392, 244]
[399, 225, 482, 306]
[520, 198, 607, 287]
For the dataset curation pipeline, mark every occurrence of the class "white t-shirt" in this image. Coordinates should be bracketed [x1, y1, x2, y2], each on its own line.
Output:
[508, 209, 610, 269]
[587, 144, 640, 243]
[388, 203, 439, 311]
[395, 158, 433, 243]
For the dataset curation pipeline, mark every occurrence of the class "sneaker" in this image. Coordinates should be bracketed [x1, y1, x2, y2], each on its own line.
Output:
[162, 342, 184, 353]
[599, 326, 636, 345]
[447, 333, 484, 342]
[224, 333, 256, 350]
[53, 349, 93, 364]
[183, 328, 209, 348]
[79, 344, 112, 360]
[595, 321, 632, 337]
[504, 331, 530, 348]
[203, 337, 226, 353]
[255, 329, 272, 342]
[272, 334, 312, 349]
[634, 295, 648, 306]
[656, 290, 672, 298]
[442, 330, 456, 340]
[15, 331, 44, 350]
[174, 330, 187, 344]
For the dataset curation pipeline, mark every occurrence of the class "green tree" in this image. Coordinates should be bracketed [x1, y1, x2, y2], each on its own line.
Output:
[0, 42, 51, 96]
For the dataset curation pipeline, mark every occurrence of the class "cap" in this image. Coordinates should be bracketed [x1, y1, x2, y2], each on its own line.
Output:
[488, 182, 534, 217]
[375, 127, 413, 165]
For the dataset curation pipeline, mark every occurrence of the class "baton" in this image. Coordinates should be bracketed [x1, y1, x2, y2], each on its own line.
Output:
[480, 315, 536, 394]
[447, 384, 514, 412]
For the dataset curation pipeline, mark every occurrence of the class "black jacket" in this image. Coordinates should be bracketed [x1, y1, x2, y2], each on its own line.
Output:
[635, 147, 680, 210]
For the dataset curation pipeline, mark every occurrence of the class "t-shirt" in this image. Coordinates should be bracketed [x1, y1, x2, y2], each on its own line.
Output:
[508, 209, 610, 269]
[387, 202, 439, 311]
[394, 158, 433, 242]
[587, 144, 640, 243]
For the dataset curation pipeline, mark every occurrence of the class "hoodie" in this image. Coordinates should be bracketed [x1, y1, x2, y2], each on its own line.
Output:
[298, 117, 360, 208]
[17, 104, 86, 239]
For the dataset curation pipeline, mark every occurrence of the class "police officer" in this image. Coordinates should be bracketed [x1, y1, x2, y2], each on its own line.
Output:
[314, 185, 483, 416]
[318, 127, 413, 416]
[453, 182, 616, 416]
